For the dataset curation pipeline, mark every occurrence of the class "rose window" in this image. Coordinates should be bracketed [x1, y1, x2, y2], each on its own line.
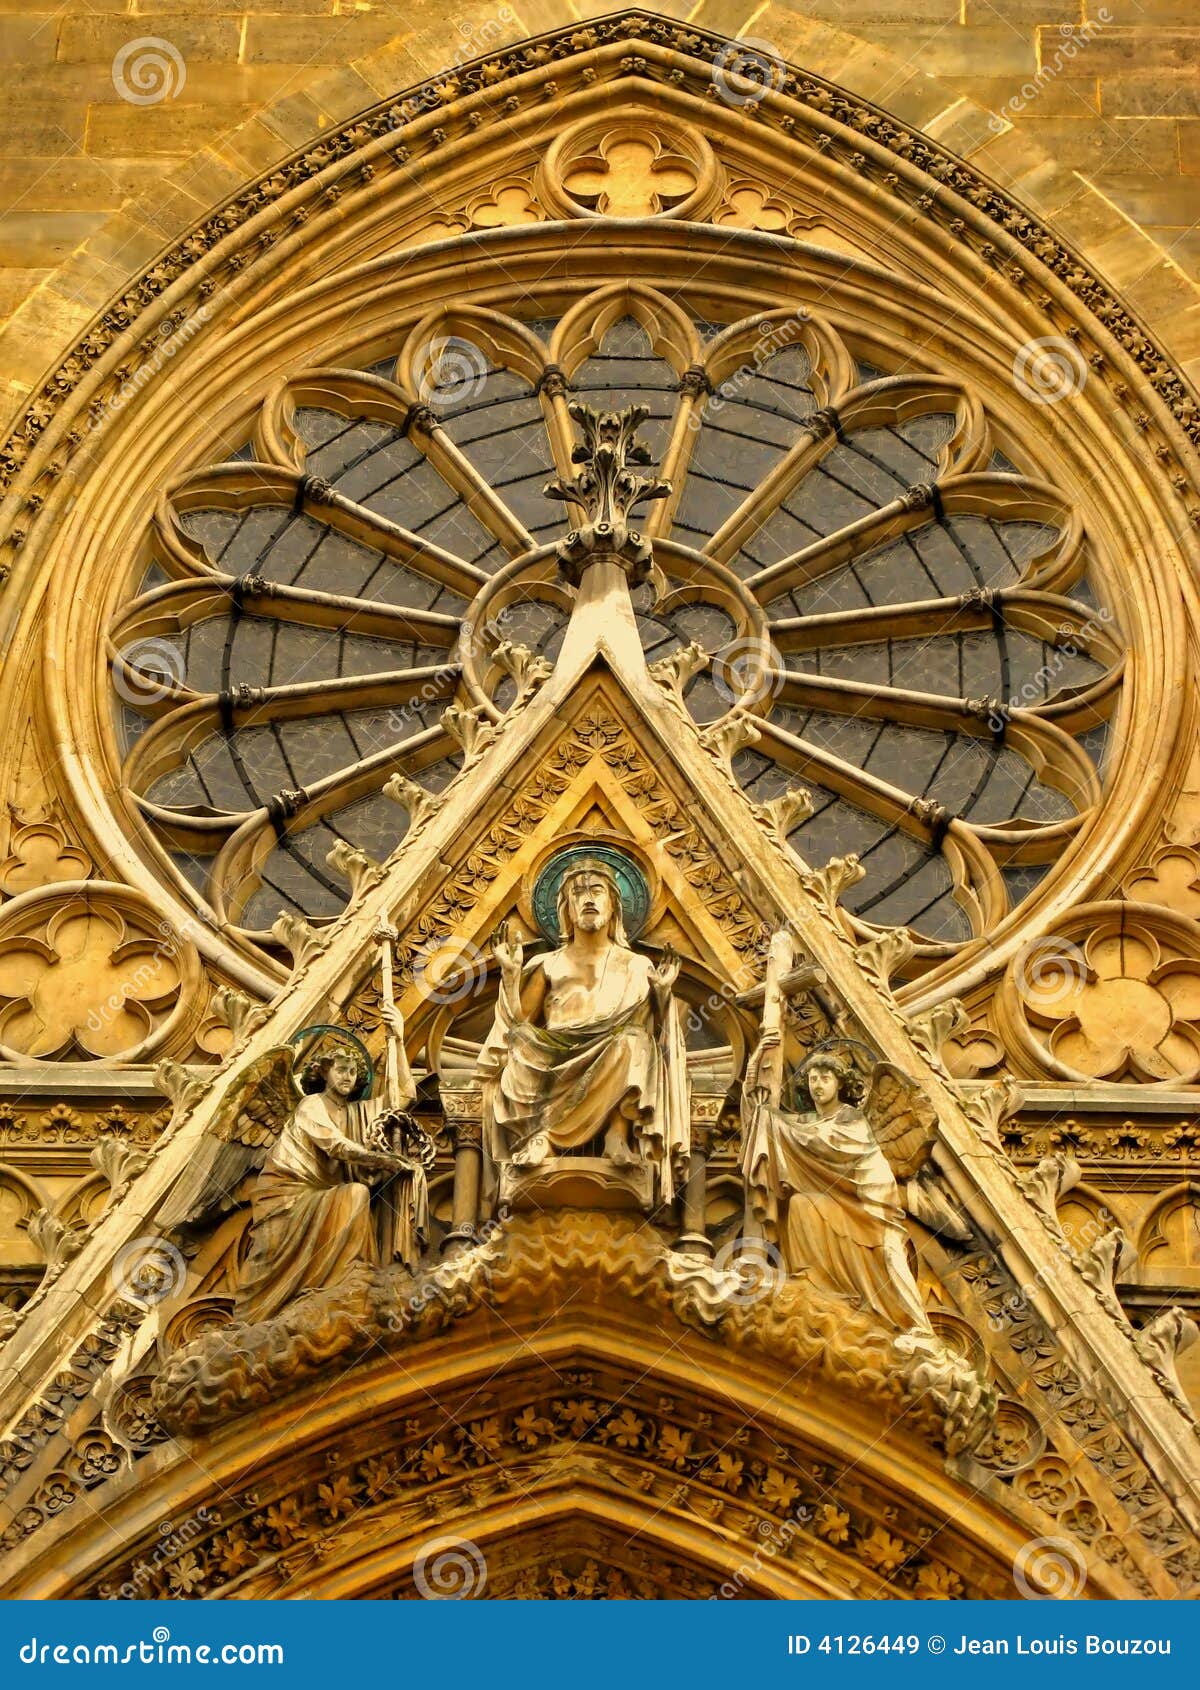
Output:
[110, 285, 1121, 965]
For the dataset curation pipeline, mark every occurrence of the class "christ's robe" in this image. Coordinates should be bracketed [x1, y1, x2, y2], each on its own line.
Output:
[479, 944, 690, 1202]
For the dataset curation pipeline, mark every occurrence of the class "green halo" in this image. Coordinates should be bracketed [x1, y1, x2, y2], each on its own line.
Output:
[532, 845, 651, 943]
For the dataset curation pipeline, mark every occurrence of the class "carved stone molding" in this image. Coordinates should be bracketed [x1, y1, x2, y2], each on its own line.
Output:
[539, 109, 719, 223]
[152, 1210, 983, 1454]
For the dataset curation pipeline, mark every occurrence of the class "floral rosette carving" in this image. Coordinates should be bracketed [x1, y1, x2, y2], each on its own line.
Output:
[105, 282, 1121, 975]
[1000, 901, 1200, 1083]
[0, 884, 200, 1062]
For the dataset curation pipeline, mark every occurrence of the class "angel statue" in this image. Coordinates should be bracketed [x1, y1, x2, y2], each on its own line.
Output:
[159, 940, 435, 1324]
[740, 1012, 940, 1339]
[478, 854, 690, 1204]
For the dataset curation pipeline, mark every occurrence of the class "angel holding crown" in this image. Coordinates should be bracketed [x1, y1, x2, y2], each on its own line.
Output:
[158, 935, 434, 1324]
[740, 935, 939, 1336]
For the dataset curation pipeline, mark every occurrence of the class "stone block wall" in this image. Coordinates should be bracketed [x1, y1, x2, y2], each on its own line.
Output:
[0, 0, 1196, 416]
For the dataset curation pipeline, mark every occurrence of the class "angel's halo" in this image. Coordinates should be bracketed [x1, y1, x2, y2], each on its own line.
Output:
[289, 1022, 375, 1100]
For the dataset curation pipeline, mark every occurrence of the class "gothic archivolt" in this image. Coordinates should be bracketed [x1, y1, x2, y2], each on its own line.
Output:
[0, 33, 1191, 1054]
[1, 17, 1200, 1604]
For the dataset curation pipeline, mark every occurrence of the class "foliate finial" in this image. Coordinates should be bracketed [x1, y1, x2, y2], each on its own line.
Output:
[545, 403, 671, 586]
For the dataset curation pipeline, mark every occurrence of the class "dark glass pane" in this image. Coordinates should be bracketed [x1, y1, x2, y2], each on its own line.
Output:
[573, 319, 677, 459]
[672, 345, 815, 549]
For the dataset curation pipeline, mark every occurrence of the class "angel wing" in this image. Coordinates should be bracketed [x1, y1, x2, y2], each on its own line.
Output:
[863, 1062, 938, 1180]
[157, 1047, 300, 1232]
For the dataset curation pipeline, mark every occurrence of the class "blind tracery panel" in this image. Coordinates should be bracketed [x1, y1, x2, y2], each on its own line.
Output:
[110, 284, 1121, 956]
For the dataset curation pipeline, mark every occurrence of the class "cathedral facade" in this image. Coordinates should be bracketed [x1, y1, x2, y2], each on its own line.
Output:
[1, 9, 1199, 1601]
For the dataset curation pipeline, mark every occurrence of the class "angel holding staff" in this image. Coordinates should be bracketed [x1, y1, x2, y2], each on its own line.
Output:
[158, 926, 433, 1325]
[740, 930, 937, 1338]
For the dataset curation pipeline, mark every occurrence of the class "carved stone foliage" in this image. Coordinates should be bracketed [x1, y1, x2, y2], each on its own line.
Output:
[152, 1210, 978, 1453]
[84, 1399, 978, 1599]
[953, 1232, 1191, 1594]
[1001, 1111, 1200, 1166]
[104, 1314, 994, 1600]
[0, 886, 199, 1061]
[0, 1099, 167, 1150]
[547, 403, 670, 584]
[0, 1302, 141, 1517]
[971, 1398, 1048, 1475]
[1000, 903, 1200, 1082]
[429, 1527, 731, 1600]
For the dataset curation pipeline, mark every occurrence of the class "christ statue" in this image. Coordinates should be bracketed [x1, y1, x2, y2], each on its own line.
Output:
[478, 859, 690, 1204]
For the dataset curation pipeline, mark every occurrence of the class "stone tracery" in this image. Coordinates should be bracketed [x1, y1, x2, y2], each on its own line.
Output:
[108, 288, 1120, 967]
[0, 13, 1198, 1608]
